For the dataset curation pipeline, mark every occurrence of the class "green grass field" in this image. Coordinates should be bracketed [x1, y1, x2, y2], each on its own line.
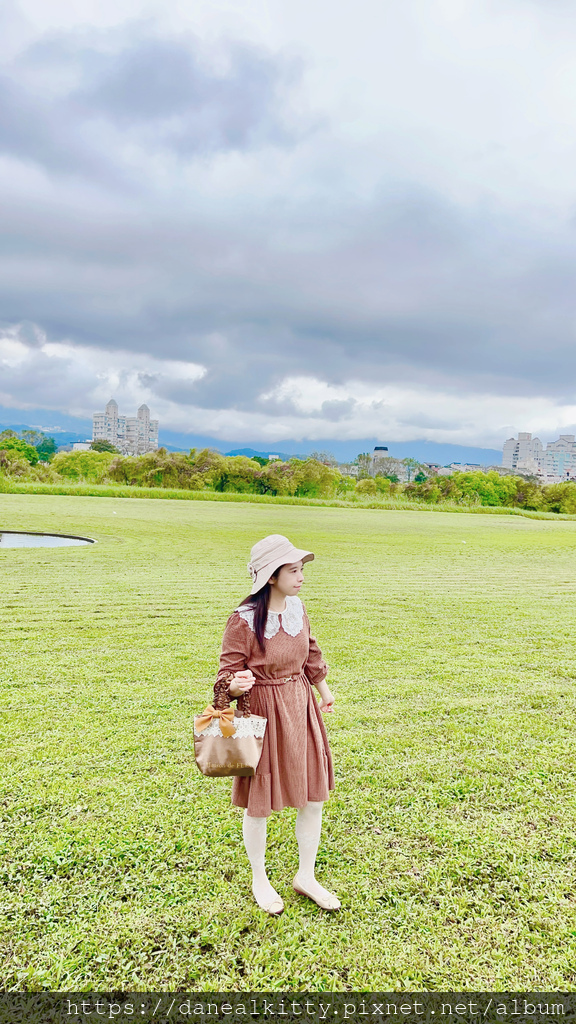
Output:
[1, 493, 575, 991]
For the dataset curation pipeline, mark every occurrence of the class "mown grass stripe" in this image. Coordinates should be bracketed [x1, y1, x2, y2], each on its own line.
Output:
[1, 493, 575, 990]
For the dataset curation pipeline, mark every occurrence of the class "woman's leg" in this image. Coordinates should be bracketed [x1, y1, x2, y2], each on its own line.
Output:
[242, 810, 283, 913]
[294, 800, 340, 908]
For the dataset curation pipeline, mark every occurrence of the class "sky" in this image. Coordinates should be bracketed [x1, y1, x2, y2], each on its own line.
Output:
[2, 0, 576, 448]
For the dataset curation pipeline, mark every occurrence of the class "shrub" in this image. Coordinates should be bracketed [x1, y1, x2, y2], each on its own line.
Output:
[28, 463, 61, 482]
[214, 456, 261, 493]
[374, 475, 392, 494]
[188, 449, 227, 488]
[107, 450, 204, 489]
[355, 478, 378, 496]
[293, 459, 340, 498]
[51, 451, 116, 483]
[541, 482, 576, 514]
[335, 476, 357, 497]
[0, 449, 33, 476]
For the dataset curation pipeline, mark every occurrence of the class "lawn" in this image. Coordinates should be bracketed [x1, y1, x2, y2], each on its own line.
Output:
[1, 493, 575, 991]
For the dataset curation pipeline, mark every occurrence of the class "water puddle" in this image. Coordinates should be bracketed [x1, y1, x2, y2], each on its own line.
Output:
[0, 531, 95, 548]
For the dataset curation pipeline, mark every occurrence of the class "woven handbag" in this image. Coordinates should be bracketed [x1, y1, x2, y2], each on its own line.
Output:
[194, 677, 267, 777]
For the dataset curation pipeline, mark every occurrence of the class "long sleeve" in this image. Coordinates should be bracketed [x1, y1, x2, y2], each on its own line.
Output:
[302, 606, 329, 685]
[214, 612, 253, 697]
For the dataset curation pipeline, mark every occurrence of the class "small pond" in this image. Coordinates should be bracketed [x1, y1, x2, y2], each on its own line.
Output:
[0, 531, 95, 548]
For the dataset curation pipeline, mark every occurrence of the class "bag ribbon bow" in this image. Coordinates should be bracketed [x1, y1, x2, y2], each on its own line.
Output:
[195, 705, 236, 737]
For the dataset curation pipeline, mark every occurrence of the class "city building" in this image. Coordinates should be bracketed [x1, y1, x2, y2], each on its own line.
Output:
[502, 432, 576, 482]
[541, 434, 576, 481]
[92, 399, 159, 455]
[502, 432, 543, 474]
[371, 445, 388, 471]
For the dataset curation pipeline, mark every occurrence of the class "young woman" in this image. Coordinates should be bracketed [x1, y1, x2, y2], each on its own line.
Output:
[214, 533, 339, 915]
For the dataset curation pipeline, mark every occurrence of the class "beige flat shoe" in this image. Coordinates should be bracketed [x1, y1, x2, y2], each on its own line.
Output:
[253, 893, 284, 916]
[293, 877, 341, 911]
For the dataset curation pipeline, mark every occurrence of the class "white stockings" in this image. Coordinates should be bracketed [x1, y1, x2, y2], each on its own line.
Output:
[294, 800, 338, 904]
[242, 811, 281, 908]
[243, 801, 338, 908]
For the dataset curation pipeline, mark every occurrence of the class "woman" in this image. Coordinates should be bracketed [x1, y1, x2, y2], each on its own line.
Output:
[214, 533, 339, 915]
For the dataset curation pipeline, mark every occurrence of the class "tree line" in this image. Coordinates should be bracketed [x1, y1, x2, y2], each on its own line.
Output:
[1, 430, 575, 513]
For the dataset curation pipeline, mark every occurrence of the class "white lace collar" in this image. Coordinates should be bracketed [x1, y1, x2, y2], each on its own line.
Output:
[236, 595, 304, 640]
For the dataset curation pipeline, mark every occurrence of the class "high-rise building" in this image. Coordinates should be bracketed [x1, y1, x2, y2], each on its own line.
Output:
[542, 435, 576, 481]
[502, 432, 576, 481]
[502, 432, 543, 474]
[92, 400, 159, 454]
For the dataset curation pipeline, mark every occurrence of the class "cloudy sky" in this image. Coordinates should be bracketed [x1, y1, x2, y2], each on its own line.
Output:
[2, 0, 576, 446]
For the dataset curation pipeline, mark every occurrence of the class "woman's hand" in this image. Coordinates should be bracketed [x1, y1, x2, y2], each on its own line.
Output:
[316, 680, 335, 714]
[319, 690, 335, 713]
[228, 669, 255, 697]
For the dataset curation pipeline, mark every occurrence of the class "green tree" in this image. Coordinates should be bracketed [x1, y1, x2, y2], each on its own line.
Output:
[188, 448, 227, 488]
[293, 458, 340, 498]
[21, 429, 46, 447]
[405, 469, 549, 510]
[258, 460, 300, 496]
[36, 437, 57, 460]
[335, 474, 357, 497]
[309, 451, 338, 467]
[107, 450, 203, 489]
[0, 437, 39, 465]
[90, 440, 120, 454]
[355, 453, 373, 479]
[0, 428, 57, 461]
[51, 451, 115, 482]
[455, 471, 517, 507]
[402, 457, 421, 483]
[215, 456, 261, 493]
[372, 455, 403, 481]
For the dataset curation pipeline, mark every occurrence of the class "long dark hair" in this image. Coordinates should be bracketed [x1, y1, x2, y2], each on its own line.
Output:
[239, 564, 286, 652]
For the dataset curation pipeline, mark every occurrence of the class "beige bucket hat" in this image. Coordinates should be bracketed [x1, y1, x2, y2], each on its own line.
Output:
[247, 534, 314, 595]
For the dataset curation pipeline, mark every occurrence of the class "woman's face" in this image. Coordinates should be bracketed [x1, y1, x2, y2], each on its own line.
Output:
[269, 560, 304, 597]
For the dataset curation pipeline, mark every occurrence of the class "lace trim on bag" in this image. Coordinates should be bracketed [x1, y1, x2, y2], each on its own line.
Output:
[194, 716, 267, 739]
[235, 595, 304, 639]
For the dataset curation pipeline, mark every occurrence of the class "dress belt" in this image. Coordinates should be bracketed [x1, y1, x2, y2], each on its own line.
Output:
[252, 674, 296, 686]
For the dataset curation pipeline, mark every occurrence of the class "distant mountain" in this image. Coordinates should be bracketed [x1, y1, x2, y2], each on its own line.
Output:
[0, 406, 504, 466]
[0, 423, 91, 447]
[160, 432, 503, 465]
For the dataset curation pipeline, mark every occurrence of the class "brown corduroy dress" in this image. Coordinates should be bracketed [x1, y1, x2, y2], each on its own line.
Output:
[215, 596, 335, 818]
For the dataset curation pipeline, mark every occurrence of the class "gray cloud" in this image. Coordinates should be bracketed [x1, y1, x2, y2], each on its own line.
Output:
[2, 2, 576, 444]
[0, 27, 302, 181]
[319, 399, 357, 421]
[2, 166, 576, 409]
[72, 37, 300, 154]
